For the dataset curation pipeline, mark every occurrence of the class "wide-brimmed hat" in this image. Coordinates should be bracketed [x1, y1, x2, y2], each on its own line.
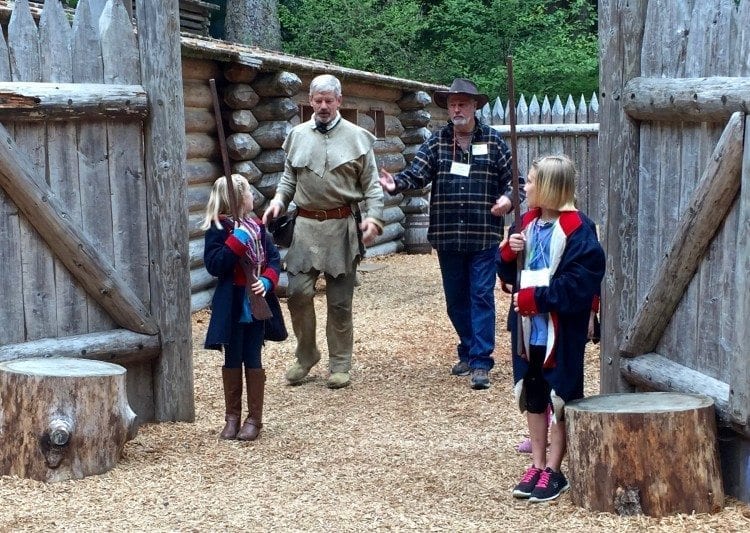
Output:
[433, 78, 489, 109]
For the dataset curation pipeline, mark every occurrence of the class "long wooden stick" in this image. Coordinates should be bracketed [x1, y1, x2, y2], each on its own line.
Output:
[208, 78, 272, 320]
[209, 78, 239, 221]
[506, 55, 526, 357]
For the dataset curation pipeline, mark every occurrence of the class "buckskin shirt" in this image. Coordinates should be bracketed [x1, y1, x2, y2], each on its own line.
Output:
[274, 117, 384, 276]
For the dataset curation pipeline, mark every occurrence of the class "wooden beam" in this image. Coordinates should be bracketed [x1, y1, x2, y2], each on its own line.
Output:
[0, 123, 159, 335]
[0, 81, 147, 121]
[730, 115, 750, 428]
[623, 76, 750, 122]
[492, 123, 599, 137]
[619, 353, 747, 436]
[136, 0, 194, 423]
[0, 329, 160, 366]
[619, 112, 745, 357]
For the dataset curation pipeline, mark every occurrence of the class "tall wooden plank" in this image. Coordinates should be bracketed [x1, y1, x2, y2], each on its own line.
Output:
[730, 114, 750, 427]
[550, 96, 564, 156]
[587, 94, 601, 224]
[0, 29, 23, 346]
[685, 0, 732, 379]
[575, 96, 590, 214]
[8, 0, 56, 341]
[100, 0, 148, 303]
[652, 0, 692, 356]
[728, 1, 750, 424]
[40, 0, 88, 337]
[101, 0, 155, 421]
[526, 95, 539, 177]
[72, 0, 115, 331]
[135, 0, 194, 422]
[539, 96, 552, 156]
[515, 95, 529, 185]
[598, 0, 648, 393]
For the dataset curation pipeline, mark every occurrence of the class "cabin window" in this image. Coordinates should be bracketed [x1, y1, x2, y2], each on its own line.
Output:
[366, 108, 386, 139]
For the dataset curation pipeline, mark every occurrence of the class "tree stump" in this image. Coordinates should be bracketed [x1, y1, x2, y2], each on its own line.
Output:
[0, 358, 138, 482]
[565, 392, 724, 516]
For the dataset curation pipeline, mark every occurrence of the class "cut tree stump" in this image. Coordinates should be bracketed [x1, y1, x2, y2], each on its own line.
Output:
[565, 392, 724, 516]
[0, 358, 138, 482]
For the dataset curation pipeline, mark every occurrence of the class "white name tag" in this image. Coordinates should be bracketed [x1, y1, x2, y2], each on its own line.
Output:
[520, 268, 551, 289]
[450, 161, 471, 176]
[472, 143, 488, 156]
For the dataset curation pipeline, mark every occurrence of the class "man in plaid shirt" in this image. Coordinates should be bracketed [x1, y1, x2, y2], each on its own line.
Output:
[380, 78, 521, 390]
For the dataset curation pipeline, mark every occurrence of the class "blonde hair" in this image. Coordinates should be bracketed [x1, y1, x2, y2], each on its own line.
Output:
[530, 155, 577, 210]
[200, 174, 250, 230]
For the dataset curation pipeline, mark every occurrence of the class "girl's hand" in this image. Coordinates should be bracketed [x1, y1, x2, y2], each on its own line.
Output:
[509, 232, 526, 252]
[512, 292, 519, 312]
[250, 276, 272, 297]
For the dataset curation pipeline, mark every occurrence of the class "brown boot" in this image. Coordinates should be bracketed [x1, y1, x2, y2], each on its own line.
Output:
[237, 368, 265, 441]
[220, 367, 243, 439]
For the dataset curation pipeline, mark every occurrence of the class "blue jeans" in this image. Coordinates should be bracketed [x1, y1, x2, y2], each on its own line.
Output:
[437, 247, 497, 370]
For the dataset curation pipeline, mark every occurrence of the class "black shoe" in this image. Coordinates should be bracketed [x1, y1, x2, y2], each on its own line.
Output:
[512, 466, 543, 498]
[470, 368, 490, 389]
[450, 361, 470, 376]
[528, 467, 570, 502]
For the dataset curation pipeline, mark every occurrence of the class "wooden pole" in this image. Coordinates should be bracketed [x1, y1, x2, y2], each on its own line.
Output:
[506, 55, 525, 357]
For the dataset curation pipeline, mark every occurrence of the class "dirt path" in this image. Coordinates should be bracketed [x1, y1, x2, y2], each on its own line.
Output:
[1, 253, 748, 531]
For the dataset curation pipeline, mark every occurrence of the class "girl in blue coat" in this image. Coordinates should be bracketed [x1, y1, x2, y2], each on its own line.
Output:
[497, 156, 605, 503]
[201, 174, 280, 441]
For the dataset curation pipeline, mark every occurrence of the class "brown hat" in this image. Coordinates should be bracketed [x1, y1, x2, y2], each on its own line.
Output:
[433, 78, 489, 109]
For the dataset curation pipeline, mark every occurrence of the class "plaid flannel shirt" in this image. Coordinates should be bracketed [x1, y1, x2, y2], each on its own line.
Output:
[394, 121, 519, 252]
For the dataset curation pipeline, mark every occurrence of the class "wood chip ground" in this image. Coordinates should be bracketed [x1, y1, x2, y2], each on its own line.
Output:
[1, 253, 749, 531]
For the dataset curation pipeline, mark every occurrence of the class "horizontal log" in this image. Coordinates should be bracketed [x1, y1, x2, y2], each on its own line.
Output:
[0, 123, 158, 335]
[376, 152, 406, 174]
[383, 192, 404, 207]
[224, 84, 260, 110]
[400, 195, 430, 214]
[399, 109, 431, 128]
[372, 221, 404, 246]
[0, 329, 160, 366]
[619, 353, 745, 435]
[223, 63, 259, 84]
[231, 159, 262, 184]
[253, 149, 285, 173]
[255, 172, 283, 198]
[186, 132, 219, 159]
[365, 239, 404, 258]
[382, 205, 405, 225]
[385, 115, 404, 137]
[357, 113, 375, 134]
[619, 112, 744, 357]
[183, 80, 212, 108]
[374, 136, 406, 155]
[401, 127, 431, 145]
[191, 288, 214, 313]
[492, 123, 599, 137]
[227, 109, 258, 132]
[184, 107, 216, 133]
[253, 97, 299, 121]
[253, 71, 302, 97]
[189, 238, 204, 268]
[188, 183, 211, 212]
[253, 121, 293, 149]
[226, 132, 262, 160]
[340, 80, 402, 102]
[190, 266, 215, 292]
[398, 91, 431, 111]
[623, 76, 750, 122]
[0, 82, 147, 121]
[186, 158, 221, 186]
[182, 57, 222, 81]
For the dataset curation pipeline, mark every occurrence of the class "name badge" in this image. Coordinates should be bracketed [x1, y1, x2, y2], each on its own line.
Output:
[450, 162, 471, 176]
[472, 143, 488, 156]
[520, 268, 551, 289]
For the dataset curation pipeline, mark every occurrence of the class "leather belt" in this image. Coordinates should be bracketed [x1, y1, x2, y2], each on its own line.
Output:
[297, 206, 352, 221]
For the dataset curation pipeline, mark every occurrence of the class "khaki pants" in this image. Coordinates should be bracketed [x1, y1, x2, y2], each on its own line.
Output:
[287, 267, 356, 373]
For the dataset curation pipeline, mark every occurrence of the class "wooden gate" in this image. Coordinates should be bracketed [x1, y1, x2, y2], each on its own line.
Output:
[599, 0, 750, 500]
[0, 0, 191, 422]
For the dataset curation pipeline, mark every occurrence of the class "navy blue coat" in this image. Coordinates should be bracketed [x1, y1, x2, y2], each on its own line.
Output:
[203, 217, 281, 350]
[497, 209, 605, 405]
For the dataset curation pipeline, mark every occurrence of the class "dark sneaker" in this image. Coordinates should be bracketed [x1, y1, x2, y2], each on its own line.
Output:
[512, 466, 543, 498]
[450, 361, 470, 376]
[529, 467, 570, 502]
[470, 368, 490, 389]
